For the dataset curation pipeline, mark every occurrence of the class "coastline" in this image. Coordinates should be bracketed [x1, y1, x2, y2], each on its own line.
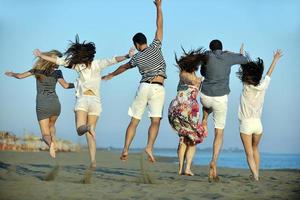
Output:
[1, 150, 300, 199]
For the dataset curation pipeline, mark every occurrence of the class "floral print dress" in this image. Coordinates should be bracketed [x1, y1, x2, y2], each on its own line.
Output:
[168, 78, 207, 144]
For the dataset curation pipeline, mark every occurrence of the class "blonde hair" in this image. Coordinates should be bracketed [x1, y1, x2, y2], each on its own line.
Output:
[32, 50, 62, 80]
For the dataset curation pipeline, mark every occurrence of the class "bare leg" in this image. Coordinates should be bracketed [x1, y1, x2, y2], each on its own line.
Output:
[38, 118, 55, 158]
[145, 117, 161, 162]
[209, 128, 223, 181]
[185, 143, 196, 176]
[202, 107, 212, 133]
[49, 116, 58, 151]
[85, 115, 98, 169]
[252, 134, 262, 178]
[120, 117, 140, 160]
[241, 133, 259, 180]
[177, 137, 187, 175]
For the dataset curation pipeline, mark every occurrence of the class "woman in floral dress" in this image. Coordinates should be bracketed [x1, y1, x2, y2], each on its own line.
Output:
[168, 48, 208, 176]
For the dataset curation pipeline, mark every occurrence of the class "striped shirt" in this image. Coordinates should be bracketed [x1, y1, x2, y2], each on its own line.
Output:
[129, 39, 167, 82]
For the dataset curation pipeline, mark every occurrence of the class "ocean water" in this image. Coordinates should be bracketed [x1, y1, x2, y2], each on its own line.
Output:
[154, 149, 300, 169]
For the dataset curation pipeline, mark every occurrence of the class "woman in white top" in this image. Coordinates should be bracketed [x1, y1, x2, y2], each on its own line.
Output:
[34, 35, 134, 168]
[237, 49, 282, 181]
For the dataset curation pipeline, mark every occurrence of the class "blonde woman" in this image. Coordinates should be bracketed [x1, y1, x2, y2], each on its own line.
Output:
[5, 50, 74, 158]
[34, 35, 134, 169]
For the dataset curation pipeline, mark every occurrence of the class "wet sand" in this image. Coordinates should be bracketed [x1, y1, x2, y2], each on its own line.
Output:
[0, 150, 299, 200]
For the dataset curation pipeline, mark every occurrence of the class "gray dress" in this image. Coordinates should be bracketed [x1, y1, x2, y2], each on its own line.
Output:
[29, 69, 63, 121]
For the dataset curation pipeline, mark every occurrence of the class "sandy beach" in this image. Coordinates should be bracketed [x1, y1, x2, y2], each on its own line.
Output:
[0, 150, 299, 200]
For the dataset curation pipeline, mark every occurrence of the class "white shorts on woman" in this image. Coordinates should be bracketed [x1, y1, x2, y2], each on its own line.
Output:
[239, 118, 263, 135]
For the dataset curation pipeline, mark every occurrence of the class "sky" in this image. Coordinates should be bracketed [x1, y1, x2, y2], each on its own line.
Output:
[0, 0, 299, 154]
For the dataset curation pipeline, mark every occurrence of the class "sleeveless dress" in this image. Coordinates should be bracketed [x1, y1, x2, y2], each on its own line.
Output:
[168, 78, 207, 144]
[29, 69, 63, 121]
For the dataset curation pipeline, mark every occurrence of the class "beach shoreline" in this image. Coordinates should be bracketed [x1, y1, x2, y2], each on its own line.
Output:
[0, 150, 299, 199]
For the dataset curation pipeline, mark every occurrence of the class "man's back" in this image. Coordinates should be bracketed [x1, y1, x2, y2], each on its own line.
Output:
[201, 50, 248, 96]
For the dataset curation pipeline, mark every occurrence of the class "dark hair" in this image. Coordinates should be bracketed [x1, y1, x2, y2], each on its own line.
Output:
[209, 39, 223, 51]
[175, 48, 208, 73]
[132, 32, 147, 46]
[64, 35, 96, 68]
[237, 58, 264, 86]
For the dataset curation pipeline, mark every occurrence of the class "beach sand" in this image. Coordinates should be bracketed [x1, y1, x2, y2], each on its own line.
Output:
[0, 150, 299, 200]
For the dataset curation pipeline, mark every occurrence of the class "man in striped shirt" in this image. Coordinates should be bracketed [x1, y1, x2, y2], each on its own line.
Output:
[102, 0, 166, 162]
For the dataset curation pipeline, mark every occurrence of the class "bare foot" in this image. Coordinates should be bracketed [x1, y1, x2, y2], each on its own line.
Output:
[184, 169, 194, 176]
[49, 142, 56, 158]
[145, 148, 156, 163]
[90, 160, 96, 170]
[120, 151, 129, 161]
[53, 140, 58, 151]
[208, 161, 219, 182]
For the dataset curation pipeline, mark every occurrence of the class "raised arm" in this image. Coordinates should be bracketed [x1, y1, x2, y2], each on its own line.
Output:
[240, 43, 244, 55]
[266, 49, 282, 77]
[5, 71, 32, 79]
[33, 49, 57, 64]
[154, 0, 163, 42]
[102, 62, 131, 81]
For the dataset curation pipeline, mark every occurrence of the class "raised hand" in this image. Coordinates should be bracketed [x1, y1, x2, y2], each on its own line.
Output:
[33, 49, 42, 57]
[274, 49, 283, 60]
[129, 46, 136, 58]
[153, 0, 162, 7]
[4, 71, 14, 77]
[240, 43, 244, 55]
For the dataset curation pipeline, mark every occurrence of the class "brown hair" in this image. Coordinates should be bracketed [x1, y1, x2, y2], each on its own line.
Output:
[175, 48, 207, 73]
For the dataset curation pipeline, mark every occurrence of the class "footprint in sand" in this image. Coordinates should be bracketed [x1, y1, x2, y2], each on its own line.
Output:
[81, 167, 94, 184]
[138, 152, 155, 184]
[44, 165, 60, 181]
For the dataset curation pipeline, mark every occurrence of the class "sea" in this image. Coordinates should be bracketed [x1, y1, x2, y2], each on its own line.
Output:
[152, 148, 300, 169]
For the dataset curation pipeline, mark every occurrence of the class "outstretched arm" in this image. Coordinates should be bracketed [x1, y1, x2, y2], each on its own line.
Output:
[154, 0, 163, 42]
[266, 49, 282, 77]
[102, 62, 131, 81]
[115, 47, 136, 62]
[5, 71, 32, 79]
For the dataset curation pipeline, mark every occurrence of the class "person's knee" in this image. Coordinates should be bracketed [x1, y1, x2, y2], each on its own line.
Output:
[151, 118, 161, 126]
[77, 125, 90, 136]
[245, 150, 254, 158]
[252, 144, 259, 151]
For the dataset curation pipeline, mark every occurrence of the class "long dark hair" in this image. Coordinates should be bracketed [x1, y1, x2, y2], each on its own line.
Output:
[237, 58, 264, 86]
[64, 35, 96, 68]
[175, 47, 207, 73]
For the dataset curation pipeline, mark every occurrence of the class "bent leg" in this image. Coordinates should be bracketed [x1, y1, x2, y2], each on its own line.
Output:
[121, 117, 140, 160]
[86, 115, 98, 169]
[241, 133, 259, 180]
[38, 118, 55, 158]
[75, 110, 89, 136]
[202, 107, 212, 133]
[49, 116, 58, 150]
[145, 117, 161, 162]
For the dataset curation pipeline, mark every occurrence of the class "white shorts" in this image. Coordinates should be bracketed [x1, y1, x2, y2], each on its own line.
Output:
[200, 92, 228, 129]
[128, 83, 165, 120]
[239, 118, 263, 135]
[75, 95, 101, 116]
